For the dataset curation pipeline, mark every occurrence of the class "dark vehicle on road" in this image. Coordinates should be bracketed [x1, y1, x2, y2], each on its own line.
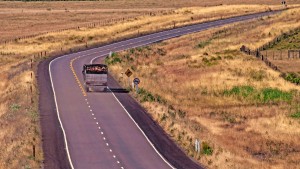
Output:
[82, 64, 108, 92]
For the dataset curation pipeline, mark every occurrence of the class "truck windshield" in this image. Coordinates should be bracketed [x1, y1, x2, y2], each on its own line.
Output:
[85, 65, 108, 74]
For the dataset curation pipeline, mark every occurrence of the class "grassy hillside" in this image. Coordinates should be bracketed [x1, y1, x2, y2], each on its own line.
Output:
[107, 7, 300, 169]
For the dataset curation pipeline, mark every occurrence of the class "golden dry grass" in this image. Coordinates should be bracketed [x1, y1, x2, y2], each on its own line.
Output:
[108, 7, 300, 169]
[0, 5, 283, 57]
[0, 1, 172, 41]
[0, 2, 298, 168]
[0, 66, 42, 169]
[2, 0, 300, 41]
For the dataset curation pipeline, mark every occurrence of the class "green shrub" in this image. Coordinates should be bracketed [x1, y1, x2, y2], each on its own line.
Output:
[291, 111, 300, 118]
[221, 111, 236, 123]
[130, 48, 135, 54]
[285, 73, 300, 85]
[202, 142, 213, 155]
[156, 95, 167, 104]
[10, 104, 21, 111]
[258, 88, 292, 103]
[223, 86, 254, 98]
[138, 88, 155, 102]
[178, 109, 186, 118]
[223, 86, 292, 103]
[105, 52, 122, 65]
[223, 55, 234, 60]
[197, 40, 210, 48]
[202, 56, 221, 66]
[137, 88, 167, 105]
[137, 47, 143, 52]
[157, 48, 167, 56]
[249, 69, 266, 81]
[160, 113, 168, 122]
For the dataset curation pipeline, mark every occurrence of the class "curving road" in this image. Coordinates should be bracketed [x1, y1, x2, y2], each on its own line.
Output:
[39, 10, 281, 169]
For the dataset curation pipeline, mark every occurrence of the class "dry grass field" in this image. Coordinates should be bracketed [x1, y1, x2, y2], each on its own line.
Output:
[0, 2, 171, 41]
[0, 5, 283, 57]
[2, 0, 300, 41]
[107, 7, 300, 169]
[0, 1, 299, 168]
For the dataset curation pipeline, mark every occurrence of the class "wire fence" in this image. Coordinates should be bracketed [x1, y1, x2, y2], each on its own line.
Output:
[259, 50, 300, 60]
[240, 27, 300, 85]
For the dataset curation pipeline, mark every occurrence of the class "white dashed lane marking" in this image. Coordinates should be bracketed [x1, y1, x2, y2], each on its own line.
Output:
[85, 98, 124, 168]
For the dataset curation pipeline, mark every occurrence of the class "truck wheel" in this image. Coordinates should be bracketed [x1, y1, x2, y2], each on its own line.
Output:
[103, 87, 108, 92]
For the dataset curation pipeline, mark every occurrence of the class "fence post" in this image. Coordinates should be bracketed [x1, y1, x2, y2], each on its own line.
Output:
[294, 51, 296, 58]
[32, 144, 36, 159]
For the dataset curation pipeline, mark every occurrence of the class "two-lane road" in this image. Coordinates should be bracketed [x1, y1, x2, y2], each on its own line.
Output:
[39, 10, 282, 169]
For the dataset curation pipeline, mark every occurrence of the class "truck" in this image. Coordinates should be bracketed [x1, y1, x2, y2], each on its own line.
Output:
[82, 64, 108, 92]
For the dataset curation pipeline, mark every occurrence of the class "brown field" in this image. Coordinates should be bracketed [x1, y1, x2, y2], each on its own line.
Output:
[0, 1, 300, 169]
[107, 7, 300, 169]
[2, 0, 300, 41]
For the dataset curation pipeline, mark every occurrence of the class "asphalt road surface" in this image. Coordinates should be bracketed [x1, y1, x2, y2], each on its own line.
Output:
[39, 10, 281, 169]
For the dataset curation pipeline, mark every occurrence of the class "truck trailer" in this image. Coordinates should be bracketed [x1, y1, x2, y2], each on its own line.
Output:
[82, 64, 108, 92]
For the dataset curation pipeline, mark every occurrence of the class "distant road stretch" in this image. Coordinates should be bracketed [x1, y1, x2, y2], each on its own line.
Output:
[39, 10, 281, 169]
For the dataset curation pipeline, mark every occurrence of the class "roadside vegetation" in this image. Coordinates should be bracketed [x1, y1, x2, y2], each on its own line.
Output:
[107, 6, 300, 168]
[0, 1, 299, 168]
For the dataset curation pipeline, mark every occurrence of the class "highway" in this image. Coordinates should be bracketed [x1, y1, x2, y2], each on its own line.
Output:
[39, 10, 281, 169]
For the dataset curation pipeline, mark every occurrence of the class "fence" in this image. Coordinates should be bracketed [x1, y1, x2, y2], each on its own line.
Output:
[0, 10, 174, 45]
[240, 27, 300, 85]
[240, 45, 280, 71]
[259, 50, 300, 60]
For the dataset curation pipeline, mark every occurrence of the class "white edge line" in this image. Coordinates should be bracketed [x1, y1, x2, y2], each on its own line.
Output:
[49, 58, 75, 169]
[107, 87, 176, 169]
